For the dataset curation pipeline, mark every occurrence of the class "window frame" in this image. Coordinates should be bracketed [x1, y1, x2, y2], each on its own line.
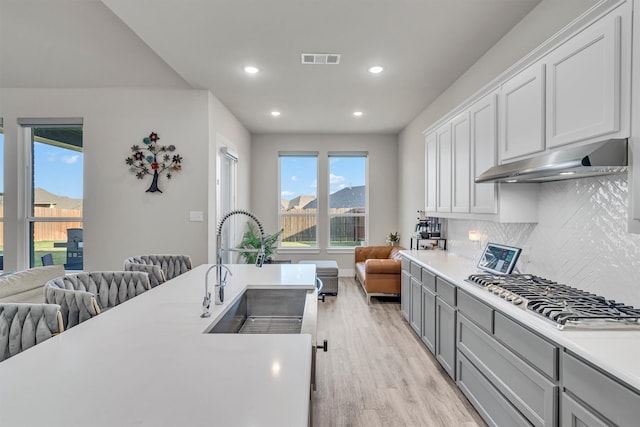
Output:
[19, 118, 84, 269]
[327, 152, 369, 251]
[278, 152, 319, 252]
[0, 119, 3, 270]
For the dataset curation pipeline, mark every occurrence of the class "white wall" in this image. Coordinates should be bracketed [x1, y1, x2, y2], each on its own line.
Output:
[398, 0, 599, 246]
[445, 176, 640, 307]
[1, 87, 250, 271]
[250, 133, 398, 272]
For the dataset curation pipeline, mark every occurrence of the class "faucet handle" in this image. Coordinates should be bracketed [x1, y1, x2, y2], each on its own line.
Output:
[201, 291, 211, 318]
[255, 251, 265, 267]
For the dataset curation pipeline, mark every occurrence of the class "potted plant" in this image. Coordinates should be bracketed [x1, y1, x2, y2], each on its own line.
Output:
[386, 231, 399, 246]
[237, 221, 284, 264]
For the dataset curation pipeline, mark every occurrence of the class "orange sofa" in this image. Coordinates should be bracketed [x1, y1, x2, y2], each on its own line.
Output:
[354, 246, 404, 304]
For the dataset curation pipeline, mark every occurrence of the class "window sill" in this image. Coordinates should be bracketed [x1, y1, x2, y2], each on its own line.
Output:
[277, 248, 321, 255]
[327, 247, 357, 254]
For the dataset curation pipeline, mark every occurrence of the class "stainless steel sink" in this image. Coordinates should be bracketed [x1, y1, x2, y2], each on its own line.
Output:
[205, 288, 316, 335]
[204, 286, 324, 391]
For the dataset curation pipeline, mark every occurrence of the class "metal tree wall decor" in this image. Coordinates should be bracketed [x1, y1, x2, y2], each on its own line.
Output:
[125, 132, 183, 193]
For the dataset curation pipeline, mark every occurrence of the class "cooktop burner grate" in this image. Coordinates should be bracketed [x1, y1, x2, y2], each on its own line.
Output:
[466, 274, 640, 327]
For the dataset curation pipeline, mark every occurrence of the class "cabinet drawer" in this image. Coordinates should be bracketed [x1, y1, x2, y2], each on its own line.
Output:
[457, 290, 493, 333]
[421, 267, 436, 292]
[494, 312, 558, 379]
[458, 314, 558, 427]
[410, 262, 422, 279]
[457, 351, 532, 427]
[563, 352, 640, 427]
[436, 277, 456, 306]
[561, 393, 610, 427]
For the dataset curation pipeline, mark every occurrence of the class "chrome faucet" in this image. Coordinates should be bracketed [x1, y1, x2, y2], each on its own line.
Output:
[202, 264, 232, 318]
[200, 210, 266, 317]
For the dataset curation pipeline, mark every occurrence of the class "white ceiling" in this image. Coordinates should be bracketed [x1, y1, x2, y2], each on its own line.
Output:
[1, 0, 543, 134]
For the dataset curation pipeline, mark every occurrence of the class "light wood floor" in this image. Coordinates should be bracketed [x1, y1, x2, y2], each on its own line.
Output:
[311, 277, 487, 427]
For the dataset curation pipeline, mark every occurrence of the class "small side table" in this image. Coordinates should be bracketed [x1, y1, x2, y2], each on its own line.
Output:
[411, 237, 447, 250]
[298, 260, 339, 295]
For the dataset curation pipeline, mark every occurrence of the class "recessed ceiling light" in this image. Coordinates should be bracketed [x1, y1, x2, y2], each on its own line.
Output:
[353, 111, 363, 117]
[368, 66, 384, 74]
[271, 111, 281, 117]
[244, 66, 260, 74]
[506, 179, 518, 183]
[559, 171, 576, 175]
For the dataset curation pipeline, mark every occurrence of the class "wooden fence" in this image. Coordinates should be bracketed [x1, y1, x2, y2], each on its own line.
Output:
[0, 207, 82, 242]
[280, 208, 365, 242]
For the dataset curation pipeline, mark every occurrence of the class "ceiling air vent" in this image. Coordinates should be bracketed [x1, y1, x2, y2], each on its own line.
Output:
[301, 53, 341, 65]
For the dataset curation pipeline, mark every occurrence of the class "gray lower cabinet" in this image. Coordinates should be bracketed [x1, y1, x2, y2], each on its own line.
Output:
[401, 270, 410, 321]
[402, 266, 640, 427]
[562, 352, 640, 427]
[561, 393, 610, 427]
[421, 284, 436, 354]
[410, 277, 422, 334]
[457, 351, 532, 427]
[435, 297, 456, 379]
[457, 313, 558, 427]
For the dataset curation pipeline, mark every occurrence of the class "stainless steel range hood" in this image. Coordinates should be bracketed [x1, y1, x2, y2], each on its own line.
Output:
[475, 139, 628, 183]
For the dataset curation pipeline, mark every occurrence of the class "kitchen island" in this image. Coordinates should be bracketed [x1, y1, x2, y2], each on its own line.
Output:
[0, 264, 317, 427]
[401, 249, 640, 426]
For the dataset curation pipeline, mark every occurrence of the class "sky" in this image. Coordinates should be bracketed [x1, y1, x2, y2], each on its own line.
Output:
[280, 156, 365, 200]
[0, 133, 84, 199]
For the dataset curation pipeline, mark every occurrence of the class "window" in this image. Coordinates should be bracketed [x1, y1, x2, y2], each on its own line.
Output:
[328, 154, 367, 247]
[279, 154, 318, 248]
[20, 119, 83, 269]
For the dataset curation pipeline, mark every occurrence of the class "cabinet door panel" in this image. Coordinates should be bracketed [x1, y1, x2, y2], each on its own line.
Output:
[452, 112, 470, 213]
[421, 285, 436, 354]
[436, 123, 452, 212]
[410, 277, 422, 334]
[561, 393, 610, 427]
[425, 132, 437, 212]
[494, 312, 558, 379]
[546, 15, 621, 147]
[435, 298, 456, 379]
[457, 351, 532, 427]
[563, 352, 640, 427]
[401, 270, 410, 321]
[500, 63, 545, 161]
[470, 92, 498, 214]
[458, 314, 557, 427]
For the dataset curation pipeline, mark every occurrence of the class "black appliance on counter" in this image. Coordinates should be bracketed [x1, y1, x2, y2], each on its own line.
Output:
[415, 211, 441, 238]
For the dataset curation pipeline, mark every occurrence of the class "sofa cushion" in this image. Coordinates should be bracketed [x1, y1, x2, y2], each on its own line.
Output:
[0, 265, 65, 303]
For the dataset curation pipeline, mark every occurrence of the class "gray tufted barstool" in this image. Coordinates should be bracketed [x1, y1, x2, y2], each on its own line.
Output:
[44, 271, 151, 329]
[0, 303, 64, 362]
[124, 254, 192, 288]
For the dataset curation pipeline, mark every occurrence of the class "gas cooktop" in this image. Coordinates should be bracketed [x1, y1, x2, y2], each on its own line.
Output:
[466, 273, 640, 329]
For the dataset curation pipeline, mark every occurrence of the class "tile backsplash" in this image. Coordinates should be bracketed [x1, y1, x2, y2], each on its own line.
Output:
[447, 174, 640, 307]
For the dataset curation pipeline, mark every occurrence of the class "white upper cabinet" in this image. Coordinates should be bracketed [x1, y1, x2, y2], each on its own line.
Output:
[470, 92, 498, 214]
[425, 131, 437, 212]
[545, 13, 622, 148]
[500, 63, 546, 161]
[451, 112, 471, 213]
[436, 123, 452, 213]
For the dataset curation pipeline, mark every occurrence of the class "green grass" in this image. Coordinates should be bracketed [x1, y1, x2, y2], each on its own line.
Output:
[33, 241, 67, 267]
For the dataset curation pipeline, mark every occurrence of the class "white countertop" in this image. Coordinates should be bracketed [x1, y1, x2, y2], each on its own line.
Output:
[401, 249, 640, 392]
[0, 264, 317, 427]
